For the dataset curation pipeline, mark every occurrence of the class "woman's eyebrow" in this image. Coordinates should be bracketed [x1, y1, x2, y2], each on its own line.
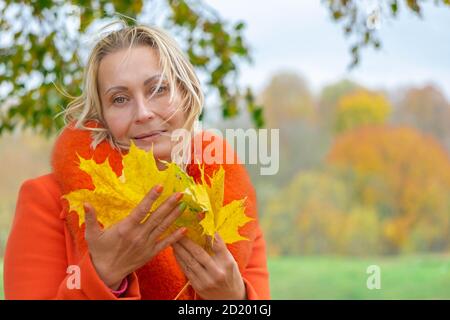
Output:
[143, 74, 163, 86]
[104, 74, 163, 95]
[104, 85, 127, 95]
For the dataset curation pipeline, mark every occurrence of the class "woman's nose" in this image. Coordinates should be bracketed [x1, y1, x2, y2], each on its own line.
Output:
[134, 95, 156, 123]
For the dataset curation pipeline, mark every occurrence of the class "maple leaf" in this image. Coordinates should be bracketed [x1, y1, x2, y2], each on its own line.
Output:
[195, 165, 255, 245]
[63, 142, 194, 227]
[62, 140, 253, 248]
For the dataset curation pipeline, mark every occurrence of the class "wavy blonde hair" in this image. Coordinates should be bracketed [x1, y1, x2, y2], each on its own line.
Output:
[59, 21, 203, 163]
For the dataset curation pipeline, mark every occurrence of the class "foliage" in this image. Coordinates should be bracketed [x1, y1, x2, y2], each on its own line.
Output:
[334, 90, 391, 133]
[259, 72, 315, 128]
[261, 170, 353, 255]
[318, 79, 363, 130]
[322, 0, 450, 67]
[328, 126, 450, 253]
[393, 84, 450, 152]
[255, 72, 330, 186]
[2, 1, 449, 134]
[262, 125, 450, 255]
[0, 0, 263, 136]
[262, 168, 384, 256]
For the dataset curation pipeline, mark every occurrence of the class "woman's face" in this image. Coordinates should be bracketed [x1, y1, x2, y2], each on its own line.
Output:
[98, 46, 185, 162]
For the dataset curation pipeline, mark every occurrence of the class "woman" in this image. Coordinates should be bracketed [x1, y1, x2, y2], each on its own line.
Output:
[3, 23, 270, 300]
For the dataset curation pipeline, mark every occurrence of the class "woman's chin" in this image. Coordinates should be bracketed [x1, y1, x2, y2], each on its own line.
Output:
[133, 139, 171, 162]
[133, 137, 160, 151]
[133, 139, 156, 152]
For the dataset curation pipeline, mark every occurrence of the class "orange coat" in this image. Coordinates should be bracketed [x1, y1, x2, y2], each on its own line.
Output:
[4, 122, 270, 300]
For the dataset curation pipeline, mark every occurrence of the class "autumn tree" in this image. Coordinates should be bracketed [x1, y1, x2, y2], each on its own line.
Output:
[261, 169, 383, 256]
[334, 90, 391, 133]
[259, 72, 315, 129]
[0, 0, 263, 136]
[317, 79, 363, 131]
[328, 126, 450, 253]
[392, 84, 450, 152]
[3, 1, 450, 136]
[261, 171, 350, 255]
[257, 72, 329, 185]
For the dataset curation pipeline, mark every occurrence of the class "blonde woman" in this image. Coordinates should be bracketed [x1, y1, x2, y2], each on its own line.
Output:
[3, 23, 270, 300]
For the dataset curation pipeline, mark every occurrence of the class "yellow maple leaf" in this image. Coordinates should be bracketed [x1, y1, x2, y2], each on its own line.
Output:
[63, 142, 194, 227]
[62, 141, 252, 248]
[196, 166, 255, 245]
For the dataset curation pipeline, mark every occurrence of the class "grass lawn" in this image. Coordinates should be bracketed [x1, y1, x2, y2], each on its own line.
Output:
[1, 254, 450, 299]
[268, 254, 450, 299]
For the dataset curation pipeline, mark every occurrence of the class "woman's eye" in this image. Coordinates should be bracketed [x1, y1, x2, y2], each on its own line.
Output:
[113, 96, 127, 105]
[153, 86, 168, 95]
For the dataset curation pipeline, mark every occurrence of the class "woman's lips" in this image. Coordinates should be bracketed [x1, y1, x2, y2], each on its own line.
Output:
[133, 130, 167, 142]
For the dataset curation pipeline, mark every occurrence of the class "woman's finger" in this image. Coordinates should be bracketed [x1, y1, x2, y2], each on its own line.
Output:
[153, 227, 187, 253]
[177, 237, 218, 275]
[127, 185, 163, 226]
[173, 246, 202, 285]
[143, 192, 183, 234]
[211, 233, 230, 256]
[146, 202, 186, 243]
[210, 233, 236, 267]
[83, 202, 102, 241]
[173, 242, 209, 283]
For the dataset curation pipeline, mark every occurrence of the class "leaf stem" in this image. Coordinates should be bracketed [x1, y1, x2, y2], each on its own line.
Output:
[173, 280, 191, 300]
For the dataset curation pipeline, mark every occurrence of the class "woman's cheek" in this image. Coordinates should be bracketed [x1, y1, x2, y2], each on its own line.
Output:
[165, 104, 186, 129]
[104, 110, 131, 142]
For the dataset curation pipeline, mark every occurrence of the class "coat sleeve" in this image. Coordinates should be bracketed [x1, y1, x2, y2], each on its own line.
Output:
[241, 223, 271, 300]
[3, 177, 141, 300]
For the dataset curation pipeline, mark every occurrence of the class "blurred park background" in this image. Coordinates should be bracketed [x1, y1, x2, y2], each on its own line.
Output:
[1, 0, 450, 299]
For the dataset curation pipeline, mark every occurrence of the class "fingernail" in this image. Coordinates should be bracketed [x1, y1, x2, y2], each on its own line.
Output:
[155, 185, 163, 193]
[175, 192, 183, 201]
[179, 227, 187, 235]
[178, 202, 187, 212]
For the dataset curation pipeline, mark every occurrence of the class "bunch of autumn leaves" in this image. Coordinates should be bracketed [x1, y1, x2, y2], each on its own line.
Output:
[63, 142, 253, 250]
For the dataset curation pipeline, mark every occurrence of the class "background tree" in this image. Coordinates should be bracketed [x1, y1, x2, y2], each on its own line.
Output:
[263, 126, 450, 256]
[261, 169, 383, 256]
[334, 90, 391, 133]
[328, 126, 450, 254]
[257, 72, 329, 185]
[317, 79, 363, 131]
[392, 84, 450, 152]
[259, 72, 315, 129]
[2, 0, 450, 136]
[0, 0, 263, 136]
[323, 0, 450, 67]
[261, 170, 351, 255]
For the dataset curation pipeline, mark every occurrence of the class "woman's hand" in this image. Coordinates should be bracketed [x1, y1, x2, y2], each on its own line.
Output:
[83, 185, 187, 290]
[173, 233, 247, 300]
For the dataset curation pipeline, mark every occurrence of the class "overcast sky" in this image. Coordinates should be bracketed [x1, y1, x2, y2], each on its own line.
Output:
[207, 0, 450, 100]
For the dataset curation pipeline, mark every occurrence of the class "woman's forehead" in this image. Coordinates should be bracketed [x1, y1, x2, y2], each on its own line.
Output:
[98, 47, 164, 92]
